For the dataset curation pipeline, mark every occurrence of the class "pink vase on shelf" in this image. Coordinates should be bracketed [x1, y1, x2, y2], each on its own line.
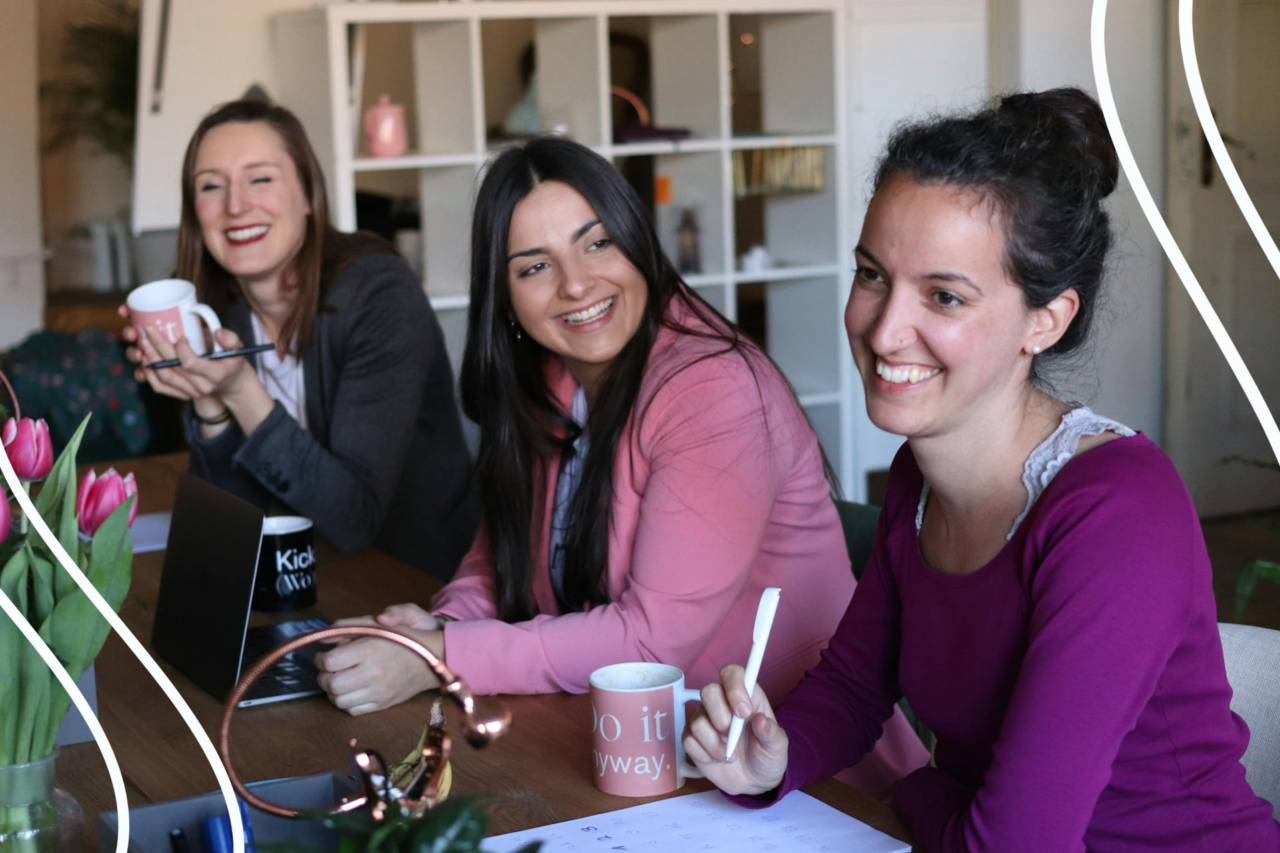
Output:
[363, 94, 408, 158]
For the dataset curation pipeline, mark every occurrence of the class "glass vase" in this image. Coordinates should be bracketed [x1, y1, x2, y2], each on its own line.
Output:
[0, 750, 85, 852]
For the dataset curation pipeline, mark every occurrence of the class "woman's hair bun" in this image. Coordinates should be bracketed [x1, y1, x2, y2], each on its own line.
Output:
[873, 86, 1120, 373]
[998, 87, 1120, 199]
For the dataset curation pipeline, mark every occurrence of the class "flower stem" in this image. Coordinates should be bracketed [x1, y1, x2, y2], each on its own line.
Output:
[0, 368, 19, 422]
[19, 483, 29, 536]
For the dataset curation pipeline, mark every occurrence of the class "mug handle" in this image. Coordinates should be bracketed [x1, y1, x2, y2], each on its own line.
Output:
[677, 687, 706, 780]
[190, 303, 224, 353]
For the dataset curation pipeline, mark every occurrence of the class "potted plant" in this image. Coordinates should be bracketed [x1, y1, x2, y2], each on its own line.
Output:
[1219, 457, 1280, 620]
[0, 370, 137, 852]
[303, 797, 540, 853]
[40, 0, 139, 173]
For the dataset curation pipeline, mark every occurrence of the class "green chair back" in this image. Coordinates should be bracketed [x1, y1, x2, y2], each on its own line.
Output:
[834, 499, 880, 581]
[833, 498, 935, 754]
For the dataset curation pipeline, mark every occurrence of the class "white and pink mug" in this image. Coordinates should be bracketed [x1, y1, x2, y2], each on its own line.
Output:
[126, 279, 223, 356]
[588, 662, 706, 797]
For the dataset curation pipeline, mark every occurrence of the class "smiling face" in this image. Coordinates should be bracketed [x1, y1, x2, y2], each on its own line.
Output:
[846, 175, 1043, 440]
[191, 120, 311, 290]
[505, 180, 649, 395]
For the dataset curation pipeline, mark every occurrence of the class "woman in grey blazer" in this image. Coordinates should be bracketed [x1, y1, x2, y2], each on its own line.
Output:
[123, 99, 478, 579]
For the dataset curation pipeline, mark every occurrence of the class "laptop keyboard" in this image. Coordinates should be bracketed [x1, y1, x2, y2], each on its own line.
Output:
[241, 617, 330, 702]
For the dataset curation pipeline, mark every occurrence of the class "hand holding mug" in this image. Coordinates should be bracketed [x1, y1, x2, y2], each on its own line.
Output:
[682, 664, 789, 796]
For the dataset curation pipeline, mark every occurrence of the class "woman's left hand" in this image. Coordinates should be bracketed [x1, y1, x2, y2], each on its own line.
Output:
[133, 325, 258, 403]
[313, 616, 445, 715]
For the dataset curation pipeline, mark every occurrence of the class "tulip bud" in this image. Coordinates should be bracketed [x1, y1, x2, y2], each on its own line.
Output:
[76, 468, 139, 538]
[0, 487, 10, 546]
[2, 417, 54, 481]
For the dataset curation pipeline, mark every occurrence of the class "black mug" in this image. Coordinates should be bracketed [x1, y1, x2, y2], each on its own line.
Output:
[253, 516, 317, 612]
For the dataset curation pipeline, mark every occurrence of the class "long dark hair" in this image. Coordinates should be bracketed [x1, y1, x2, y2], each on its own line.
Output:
[873, 87, 1120, 382]
[177, 99, 393, 355]
[461, 137, 766, 621]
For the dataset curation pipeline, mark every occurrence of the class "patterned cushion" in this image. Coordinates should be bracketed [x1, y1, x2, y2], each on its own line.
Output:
[5, 329, 150, 459]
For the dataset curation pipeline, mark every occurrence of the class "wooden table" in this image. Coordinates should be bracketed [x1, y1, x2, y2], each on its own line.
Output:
[57, 453, 913, 850]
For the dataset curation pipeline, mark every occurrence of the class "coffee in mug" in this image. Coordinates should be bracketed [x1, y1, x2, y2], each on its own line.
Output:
[588, 662, 706, 797]
[126, 278, 223, 356]
[253, 516, 317, 612]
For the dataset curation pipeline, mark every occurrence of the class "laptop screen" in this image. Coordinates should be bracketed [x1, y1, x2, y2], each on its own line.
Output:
[152, 473, 264, 700]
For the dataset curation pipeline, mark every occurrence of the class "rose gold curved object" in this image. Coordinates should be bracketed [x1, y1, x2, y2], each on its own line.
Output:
[218, 625, 511, 818]
[610, 85, 651, 127]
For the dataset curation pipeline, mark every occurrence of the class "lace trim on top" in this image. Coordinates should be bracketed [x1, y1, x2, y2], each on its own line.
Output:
[914, 406, 1136, 540]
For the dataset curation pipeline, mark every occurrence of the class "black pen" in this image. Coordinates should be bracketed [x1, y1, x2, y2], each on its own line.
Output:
[146, 343, 275, 370]
[169, 827, 194, 853]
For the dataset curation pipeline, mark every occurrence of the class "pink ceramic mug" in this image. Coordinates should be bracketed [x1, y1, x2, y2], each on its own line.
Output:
[588, 662, 706, 797]
[126, 278, 223, 356]
[363, 94, 408, 158]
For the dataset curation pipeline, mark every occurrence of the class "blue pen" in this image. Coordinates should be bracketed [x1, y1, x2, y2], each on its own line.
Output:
[201, 800, 256, 852]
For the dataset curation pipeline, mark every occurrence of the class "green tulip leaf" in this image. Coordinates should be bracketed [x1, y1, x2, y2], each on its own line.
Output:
[32, 414, 91, 529]
[0, 547, 31, 763]
[26, 543, 55, 630]
[15, 616, 52, 762]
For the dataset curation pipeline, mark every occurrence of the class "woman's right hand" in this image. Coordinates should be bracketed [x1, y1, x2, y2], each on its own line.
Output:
[376, 602, 449, 632]
[119, 305, 211, 403]
[683, 664, 789, 796]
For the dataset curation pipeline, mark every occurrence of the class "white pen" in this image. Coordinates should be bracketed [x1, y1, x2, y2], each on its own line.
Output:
[724, 587, 781, 761]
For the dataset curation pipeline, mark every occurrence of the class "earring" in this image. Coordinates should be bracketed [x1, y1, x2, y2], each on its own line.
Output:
[510, 319, 522, 341]
[1031, 344, 1042, 355]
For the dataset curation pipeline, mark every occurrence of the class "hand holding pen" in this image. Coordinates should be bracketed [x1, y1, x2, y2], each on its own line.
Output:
[682, 588, 790, 796]
[119, 304, 274, 423]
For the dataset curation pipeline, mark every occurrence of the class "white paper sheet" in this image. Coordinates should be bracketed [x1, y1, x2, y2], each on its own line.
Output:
[483, 790, 910, 853]
[131, 511, 172, 553]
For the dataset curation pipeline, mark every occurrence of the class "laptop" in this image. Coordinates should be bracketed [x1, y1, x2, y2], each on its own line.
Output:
[152, 473, 329, 707]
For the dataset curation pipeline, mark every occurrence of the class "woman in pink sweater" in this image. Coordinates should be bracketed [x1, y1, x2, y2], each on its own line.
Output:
[314, 137, 928, 792]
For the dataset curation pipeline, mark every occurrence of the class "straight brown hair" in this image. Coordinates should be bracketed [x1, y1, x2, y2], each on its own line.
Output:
[175, 99, 334, 356]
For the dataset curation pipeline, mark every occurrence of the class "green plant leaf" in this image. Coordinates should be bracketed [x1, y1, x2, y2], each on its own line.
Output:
[1235, 564, 1258, 621]
[34, 617, 69, 759]
[26, 544, 55, 630]
[32, 414, 91, 533]
[1248, 559, 1280, 583]
[15, 614, 51, 762]
[45, 496, 132, 685]
[0, 547, 32, 764]
[407, 797, 489, 853]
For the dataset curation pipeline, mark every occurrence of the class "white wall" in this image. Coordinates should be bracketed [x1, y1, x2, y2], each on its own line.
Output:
[844, 0, 991, 496]
[0, 0, 46, 350]
[1003, 0, 1167, 442]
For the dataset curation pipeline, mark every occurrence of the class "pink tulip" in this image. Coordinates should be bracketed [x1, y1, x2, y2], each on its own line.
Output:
[76, 468, 138, 538]
[2, 417, 53, 481]
[0, 488, 9, 545]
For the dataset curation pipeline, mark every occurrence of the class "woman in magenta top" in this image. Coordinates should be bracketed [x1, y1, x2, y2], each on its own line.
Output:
[685, 89, 1280, 850]
[314, 137, 928, 791]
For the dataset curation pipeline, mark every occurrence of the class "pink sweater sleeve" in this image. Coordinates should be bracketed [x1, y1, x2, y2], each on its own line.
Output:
[429, 523, 499, 621]
[435, 357, 792, 695]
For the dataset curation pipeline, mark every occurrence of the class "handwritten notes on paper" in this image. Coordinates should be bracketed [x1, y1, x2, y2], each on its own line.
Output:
[482, 790, 910, 853]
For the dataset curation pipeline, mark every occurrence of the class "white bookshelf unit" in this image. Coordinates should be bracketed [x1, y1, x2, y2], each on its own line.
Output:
[272, 0, 859, 492]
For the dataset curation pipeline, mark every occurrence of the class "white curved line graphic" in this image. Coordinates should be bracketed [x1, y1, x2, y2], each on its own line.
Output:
[1090, 0, 1280, 462]
[1180, 0, 1280, 285]
[0, 452, 246, 851]
[0, 590, 129, 853]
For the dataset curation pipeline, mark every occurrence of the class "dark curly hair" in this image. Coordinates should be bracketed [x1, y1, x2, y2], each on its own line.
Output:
[874, 87, 1119, 375]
